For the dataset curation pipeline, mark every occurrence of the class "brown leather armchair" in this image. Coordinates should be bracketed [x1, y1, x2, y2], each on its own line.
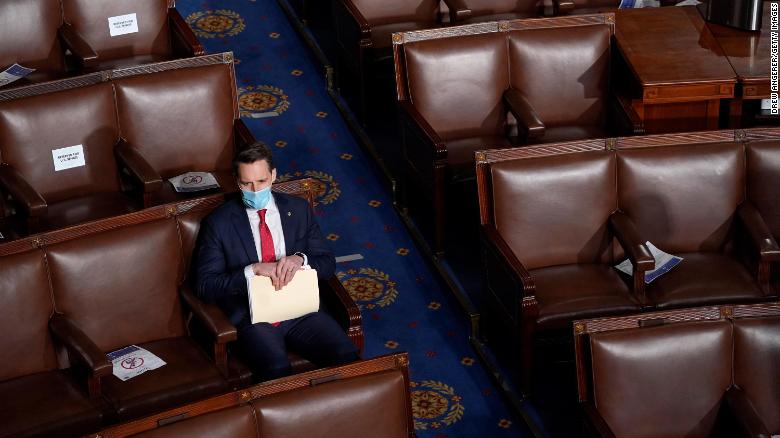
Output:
[746, 138, 780, 292]
[477, 145, 650, 395]
[0, 81, 154, 234]
[613, 141, 777, 308]
[0, 250, 109, 437]
[445, 0, 544, 24]
[504, 19, 643, 144]
[61, 0, 204, 72]
[333, 0, 443, 123]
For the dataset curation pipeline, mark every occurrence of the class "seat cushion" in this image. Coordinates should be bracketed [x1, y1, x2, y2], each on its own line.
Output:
[102, 337, 229, 421]
[648, 252, 764, 309]
[85, 54, 171, 72]
[461, 11, 537, 24]
[0, 371, 105, 438]
[445, 135, 512, 181]
[537, 125, 606, 143]
[531, 264, 640, 329]
[42, 192, 140, 231]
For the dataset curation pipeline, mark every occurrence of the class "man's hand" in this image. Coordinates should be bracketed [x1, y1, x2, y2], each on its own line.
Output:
[253, 262, 282, 290]
[275, 255, 304, 289]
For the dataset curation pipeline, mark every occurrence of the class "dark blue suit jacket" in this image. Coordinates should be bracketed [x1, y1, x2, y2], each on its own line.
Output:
[194, 193, 335, 327]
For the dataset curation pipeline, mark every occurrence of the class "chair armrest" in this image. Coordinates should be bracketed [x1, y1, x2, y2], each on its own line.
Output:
[0, 164, 47, 217]
[553, 0, 576, 15]
[320, 276, 364, 353]
[738, 202, 780, 262]
[115, 139, 163, 194]
[609, 212, 654, 272]
[399, 100, 447, 161]
[169, 8, 205, 56]
[181, 286, 237, 344]
[723, 386, 771, 438]
[442, 0, 472, 22]
[334, 0, 372, 59]
[59, 23, 98, 65]
[482, 226, 534, 293]
[503, 88, 545, 142]
[49, 314, 111, 378]
[580, 402, 617, 438]
[234, 119, 257, 150]
[610, 93, 644, 136]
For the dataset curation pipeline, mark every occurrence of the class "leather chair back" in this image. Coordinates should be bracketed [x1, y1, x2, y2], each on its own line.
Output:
[132, 405, 257, 438]
[508, 24, 610, 129]
[404, 32, 508, 141]
[733, 316, 780, 433]
[351, 0, 439, 25]
[0, 0, 64, 73]
[617, 142, 744, 254]
[62, 0, 172, 61]
[490, 151, 616, 269]
[250, 369, 408, 438]
[747, 140, 780, 239]
[0, 250, 59, 382]
[114, 63, 236, 178]
[177, 209, 211, 284]
[0, 82, 121, 203]
[462, 0, 542, 18]
[46, 219, 185, 352]
[590, 320, 733, 438]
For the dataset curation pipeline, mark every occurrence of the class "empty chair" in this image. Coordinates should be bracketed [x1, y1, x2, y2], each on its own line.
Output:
[447, 0, 543, 24]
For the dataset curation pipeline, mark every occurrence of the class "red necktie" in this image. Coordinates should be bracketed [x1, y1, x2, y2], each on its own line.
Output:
[258, 209, 280, 326]
[258, 209, 276, 263]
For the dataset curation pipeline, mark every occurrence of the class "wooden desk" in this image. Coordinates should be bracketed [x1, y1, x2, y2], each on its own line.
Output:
[614, 6, 737, 134]
[706, 6, 773, 126]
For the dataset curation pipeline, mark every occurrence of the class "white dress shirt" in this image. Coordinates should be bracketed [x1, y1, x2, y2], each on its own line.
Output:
[243, 194, 307, 279]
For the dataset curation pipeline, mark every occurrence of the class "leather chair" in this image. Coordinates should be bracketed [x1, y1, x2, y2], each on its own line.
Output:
[333, 0, 444, 123]
[113, 61, 247, 207]
[504, 22, 642, 144]
[746, 139, 780, 292]
[47, 218, 232, 421]
[0, 250, 109, 438]
[445, 0, 544, 24]
[478, 147, 649, 394]
[61, 0, 204, 72]
[614, 142, 774, 308]
[732, 313, 780, 436]
[0, 82, 149, 234]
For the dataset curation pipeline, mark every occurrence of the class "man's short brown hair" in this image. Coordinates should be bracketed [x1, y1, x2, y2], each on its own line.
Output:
[232, 142, 275, 175]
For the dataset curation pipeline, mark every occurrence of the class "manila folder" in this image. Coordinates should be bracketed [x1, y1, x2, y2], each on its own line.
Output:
[249, 268, 320, 324]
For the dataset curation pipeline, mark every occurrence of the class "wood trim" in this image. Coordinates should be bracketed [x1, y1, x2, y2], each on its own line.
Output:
[394, 22, 499, 45]
[616, 129, 738, 149]
[479, 139, 606, 164]
[0, 72, 106, 102]
[731, 302, 780, 319]
[96, 353, 410, 438]
[108, 52, 234, 79]
[499, 13, 615, 35]
[572, 306, 725, 336]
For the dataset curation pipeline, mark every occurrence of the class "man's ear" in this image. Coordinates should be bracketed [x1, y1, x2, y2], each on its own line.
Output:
[271, 168, 277, 184]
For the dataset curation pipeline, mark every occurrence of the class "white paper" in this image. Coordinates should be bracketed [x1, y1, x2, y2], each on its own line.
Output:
[168, 171, 220, 193]
[248, 267, 319, 324]
[0, 232, 4, 239]
[0, 63, 35, 87]
[675, 0, 700, 5]
[615, 241, 683, 284]
[108, 13, 139, 37]
[620, 0, 660, 7]
[52, 145, 86, 171]
[107, 345, 166, 381]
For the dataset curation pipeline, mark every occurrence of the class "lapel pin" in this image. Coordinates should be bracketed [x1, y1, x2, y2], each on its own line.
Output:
[287, 211, 292, 216]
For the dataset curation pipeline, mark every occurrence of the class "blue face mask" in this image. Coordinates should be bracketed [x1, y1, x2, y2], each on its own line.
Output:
[241, 186, 272, 210]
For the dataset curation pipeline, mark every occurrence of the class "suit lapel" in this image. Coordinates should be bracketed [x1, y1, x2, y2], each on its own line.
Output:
[275, 193, 296, 255]
[229, 199, 259, 263]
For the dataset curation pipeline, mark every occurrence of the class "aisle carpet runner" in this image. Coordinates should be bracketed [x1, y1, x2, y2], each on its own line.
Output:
[178, 1, 530, 436]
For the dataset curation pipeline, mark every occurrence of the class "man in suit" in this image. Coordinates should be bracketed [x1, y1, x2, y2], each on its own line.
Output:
[195, 143, 359, 380]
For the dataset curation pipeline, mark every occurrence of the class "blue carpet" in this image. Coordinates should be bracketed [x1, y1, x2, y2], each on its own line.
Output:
[178, 1, 531, 436]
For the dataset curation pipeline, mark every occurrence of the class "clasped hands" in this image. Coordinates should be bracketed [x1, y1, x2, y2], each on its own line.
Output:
[252, 255, 304, 291]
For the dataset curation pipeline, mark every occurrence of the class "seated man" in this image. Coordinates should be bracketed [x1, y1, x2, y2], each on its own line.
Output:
[195, 143, 359, 380]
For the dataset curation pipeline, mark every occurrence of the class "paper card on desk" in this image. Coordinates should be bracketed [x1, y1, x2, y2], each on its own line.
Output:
[107, 345, 166, 381]
[0, 63, 35, 87]
[248, 268, 319, 324]
[168, 172, 220, 193]
[615, 241, 683, 284]
[108, 13, 139, 37]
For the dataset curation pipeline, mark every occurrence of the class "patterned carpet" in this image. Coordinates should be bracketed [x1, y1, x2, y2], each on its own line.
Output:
[178, 1, 532, 436]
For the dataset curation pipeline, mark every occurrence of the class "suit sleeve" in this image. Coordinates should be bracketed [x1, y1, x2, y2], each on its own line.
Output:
[194, 218, 248, 303]
[303, 204, 336, 279]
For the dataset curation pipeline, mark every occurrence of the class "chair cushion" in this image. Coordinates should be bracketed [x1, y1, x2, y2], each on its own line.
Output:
[531, 264, 639, 329]
[648, 252, 764, 309]
[461, 11, 538, 24]
[86, 54, 170, 72]
[733, 316, 780, 434]
[537, 125, 606, 143]
[0, 0, 64, 73]
[41, 192, 140, 231]
[130, 405, 257, 438]
[0, 371, 104, 438]
[445, 135, 512, 181]
[102, 337, 229, 421]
